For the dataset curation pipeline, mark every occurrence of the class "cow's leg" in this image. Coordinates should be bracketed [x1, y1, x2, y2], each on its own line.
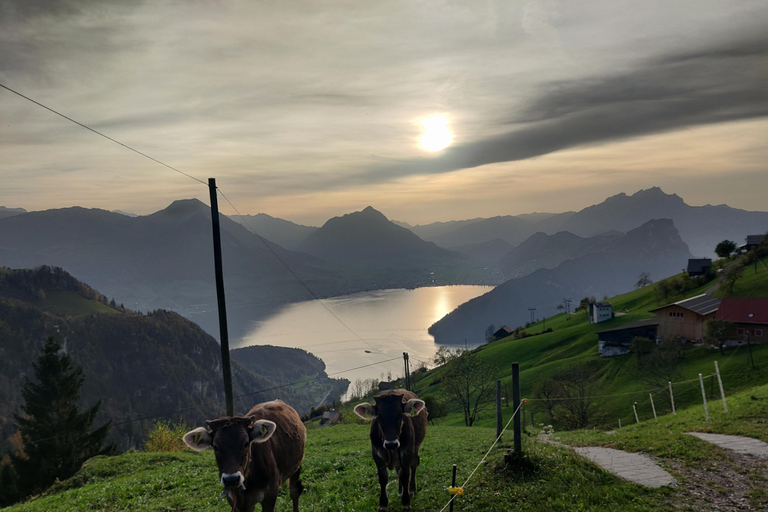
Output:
[409, 452, 420, 496]
[398, 462, 412, 510]
[289, 466, 303, 512]
[260, 491, 278, 512]
[374, 451, 389, 512]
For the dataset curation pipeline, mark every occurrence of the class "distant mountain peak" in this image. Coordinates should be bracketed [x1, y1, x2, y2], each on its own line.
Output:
[631, 187, 684, 203]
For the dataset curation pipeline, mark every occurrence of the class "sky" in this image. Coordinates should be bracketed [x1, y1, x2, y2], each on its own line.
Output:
[1, 0, 767, 226]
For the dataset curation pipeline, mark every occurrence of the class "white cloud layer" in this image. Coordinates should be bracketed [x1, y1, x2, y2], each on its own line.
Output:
[1, 0, 767, 223]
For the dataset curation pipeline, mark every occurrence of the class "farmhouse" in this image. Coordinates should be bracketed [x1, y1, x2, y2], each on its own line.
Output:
[649, 294, 721, 341]
[588, 302, 613, 324]
[597, 319, 658, 357]
[714, 297, 768, 343]
[739, 234, 767, 254]
[686, 258, 712, 277]
[493, 325, 513, 340]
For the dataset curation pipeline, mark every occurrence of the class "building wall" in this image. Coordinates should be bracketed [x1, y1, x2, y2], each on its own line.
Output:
[733, 323, 767, 342]
[654, 305, 714, 340]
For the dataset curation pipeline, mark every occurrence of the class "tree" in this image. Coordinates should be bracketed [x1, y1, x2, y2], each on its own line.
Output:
[633, 336, 684, 385]
[11, 338, 112, 500]
[485, 324, 497, 343]
[723, 264, 744, 295]
[635, 272, 652, 289]
[715, 240, 737, 259]
[441, 351, 496, 427]
[534, 365, 603, 429]
[705, 320, 734, 355]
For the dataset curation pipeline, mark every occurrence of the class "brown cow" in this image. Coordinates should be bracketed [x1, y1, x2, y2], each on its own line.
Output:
[354, 389, 427, 512]
[183, 399, 305, 512]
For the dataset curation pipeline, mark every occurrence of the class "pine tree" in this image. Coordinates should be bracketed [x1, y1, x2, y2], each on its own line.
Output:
[12, 338, 112, 498]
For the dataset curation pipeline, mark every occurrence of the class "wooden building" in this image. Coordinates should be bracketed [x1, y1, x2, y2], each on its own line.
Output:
[686, 258, 712, 277]
[597, 319, 659, 357]
[649, 294, 721, 341]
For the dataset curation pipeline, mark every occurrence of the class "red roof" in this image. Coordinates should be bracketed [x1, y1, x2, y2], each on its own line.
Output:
[715, 297, 768, 324]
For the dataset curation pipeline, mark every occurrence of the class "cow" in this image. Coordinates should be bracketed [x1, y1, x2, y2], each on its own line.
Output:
[354, 389, 427, 512]
[183, 399, 305, 512]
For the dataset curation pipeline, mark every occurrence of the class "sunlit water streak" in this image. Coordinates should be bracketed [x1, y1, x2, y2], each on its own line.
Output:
[237, 286, 493, 398]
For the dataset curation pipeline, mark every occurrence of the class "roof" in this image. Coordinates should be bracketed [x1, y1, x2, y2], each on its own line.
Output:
[715, 297, 768, 324]
[649, 294, 721, 316]
[597, 318, 659, 334]
[746, 234, 766, 246]
[494, 325, 512, 335]
[687, 258, 712, 273]
[595, 302, 612, 308]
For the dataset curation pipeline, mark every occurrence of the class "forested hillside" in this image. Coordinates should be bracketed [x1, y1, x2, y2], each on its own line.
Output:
[0, 267, 347, 452]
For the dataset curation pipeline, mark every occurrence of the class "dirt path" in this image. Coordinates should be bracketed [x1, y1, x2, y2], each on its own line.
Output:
[662, 451, 768, 511]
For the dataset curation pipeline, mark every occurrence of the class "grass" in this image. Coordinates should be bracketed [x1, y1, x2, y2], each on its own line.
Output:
[39, 291, 118, 316]
[411, 266, 768, 431]
[7, 384, 767, 512]
[4, 426, 668, 512]
[556, 382, 768, 459]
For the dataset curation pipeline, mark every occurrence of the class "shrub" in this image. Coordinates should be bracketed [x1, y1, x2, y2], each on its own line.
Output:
[144, 419, 190, 452]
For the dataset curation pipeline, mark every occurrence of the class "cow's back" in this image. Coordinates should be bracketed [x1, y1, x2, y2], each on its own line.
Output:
[247, 400, 306, 479]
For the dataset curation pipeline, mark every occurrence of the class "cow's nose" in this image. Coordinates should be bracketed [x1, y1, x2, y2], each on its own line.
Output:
[221, 473, 243, 488]
[383, 439, 400, 450]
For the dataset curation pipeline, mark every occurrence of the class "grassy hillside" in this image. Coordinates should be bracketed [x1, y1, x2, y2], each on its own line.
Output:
[4, 383, 766, 512]
[411, 255, 768, 430]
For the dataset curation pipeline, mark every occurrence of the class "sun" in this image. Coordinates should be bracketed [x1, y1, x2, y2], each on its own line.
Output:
[418, 115, 453, 152]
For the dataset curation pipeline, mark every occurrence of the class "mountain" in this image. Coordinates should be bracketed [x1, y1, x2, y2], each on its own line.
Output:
[428, 218, 692, 344]
[228, 213, 317, 250]
[408, 188, 768, 258]
[554, 188, 768, 257]
[297, 206, 462, 268]
[0, 200, 341, 339]
[424, 215, 537, 248]
[499, 231, 617, 279]
[0, 267, 348, 451]
[0, 206, 26, 220]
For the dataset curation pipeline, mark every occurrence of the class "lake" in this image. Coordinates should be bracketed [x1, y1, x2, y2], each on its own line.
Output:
[236, 285, 493, 395]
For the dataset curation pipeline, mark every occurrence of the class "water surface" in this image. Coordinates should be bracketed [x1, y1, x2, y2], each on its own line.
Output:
[237, 285, 493, 393]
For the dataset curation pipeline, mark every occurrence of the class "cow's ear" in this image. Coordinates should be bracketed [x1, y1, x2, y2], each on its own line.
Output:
[249, 419, 277, 444]
[183, 426, 213, 451]
[404, 398, 426, 416]
[354, 402, 375, 420]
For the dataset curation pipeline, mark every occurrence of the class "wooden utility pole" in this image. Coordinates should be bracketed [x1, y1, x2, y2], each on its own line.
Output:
[403, 352, 410, 391]
[209, 178, 234, 417]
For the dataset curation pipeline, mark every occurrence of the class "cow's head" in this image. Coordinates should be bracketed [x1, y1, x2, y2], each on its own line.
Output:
[354, 394, 425, 450]
[183, 416, 276, 490]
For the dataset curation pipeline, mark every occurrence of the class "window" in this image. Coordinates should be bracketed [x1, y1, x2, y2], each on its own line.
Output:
[737, 328, 745, 335]
[754, 329, 763, 337]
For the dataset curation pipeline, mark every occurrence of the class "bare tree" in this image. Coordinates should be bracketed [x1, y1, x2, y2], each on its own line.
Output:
[635, 272, 652, 288]
[705, 320, 734, 355]
[441, 351, 496, 427]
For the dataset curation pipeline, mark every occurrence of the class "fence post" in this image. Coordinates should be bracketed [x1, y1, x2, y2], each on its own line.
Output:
[669, 381, 676, 415]
[449, 464, 457, 512]
[715, 361, 727, 413]
[618, 418, 621, 429]
[699, 373, 710, 424]
[633, 402, 639, 423]
[649, 393, 657, 419]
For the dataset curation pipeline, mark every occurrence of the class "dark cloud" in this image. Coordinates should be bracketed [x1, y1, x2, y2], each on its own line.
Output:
[346, 33, 768, 186]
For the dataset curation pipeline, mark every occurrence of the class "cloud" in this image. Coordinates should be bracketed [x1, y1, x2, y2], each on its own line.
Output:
[345, 33, 768, 185]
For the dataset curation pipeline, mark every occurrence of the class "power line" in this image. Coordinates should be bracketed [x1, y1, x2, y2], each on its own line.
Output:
[0, 82, 207, 186]
[22, 356, 402, 448]
[216, 188, 389, 357]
